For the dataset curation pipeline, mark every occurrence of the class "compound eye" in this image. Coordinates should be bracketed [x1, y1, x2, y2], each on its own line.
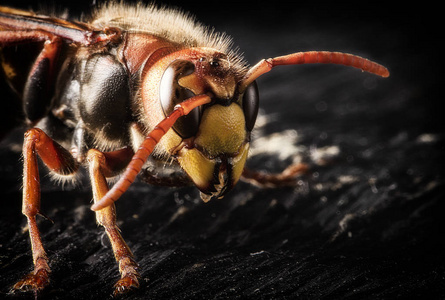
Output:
[160, 60, 200, 138]
[242, 81, 259, 132]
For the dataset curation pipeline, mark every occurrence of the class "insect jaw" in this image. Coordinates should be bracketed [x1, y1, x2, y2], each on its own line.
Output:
[199, 150, 248, 202]
[177, 140, 250, 202]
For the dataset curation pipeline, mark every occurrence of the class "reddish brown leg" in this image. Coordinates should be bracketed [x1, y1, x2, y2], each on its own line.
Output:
[86, 148, 139, 295]
[12, 128, 78, 293]
[241, 163, 309, 188]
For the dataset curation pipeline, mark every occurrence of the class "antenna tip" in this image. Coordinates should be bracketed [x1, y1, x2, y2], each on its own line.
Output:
[381, 68, 390, 78]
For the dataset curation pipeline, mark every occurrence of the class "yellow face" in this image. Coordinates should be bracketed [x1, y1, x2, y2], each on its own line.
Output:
[177, 103, 250, 201]
[141, 48, 259, 202]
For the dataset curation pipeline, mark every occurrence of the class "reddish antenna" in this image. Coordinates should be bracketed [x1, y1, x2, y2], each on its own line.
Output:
[91, 94, 212, 211]
[241, 51, 389, 90]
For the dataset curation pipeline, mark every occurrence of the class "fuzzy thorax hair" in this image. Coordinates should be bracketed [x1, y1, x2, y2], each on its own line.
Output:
[91, 2, 245, 68]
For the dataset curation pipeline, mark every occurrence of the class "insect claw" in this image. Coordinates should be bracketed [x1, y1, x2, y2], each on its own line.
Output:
[112, 275, 140, 297]
[11, 269, 50, 294]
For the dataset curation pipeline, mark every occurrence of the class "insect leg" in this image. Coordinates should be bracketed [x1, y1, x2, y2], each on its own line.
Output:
[241, 163, 309, 188]
[86, 148, 139, 295]
[12, 128, 78, 293]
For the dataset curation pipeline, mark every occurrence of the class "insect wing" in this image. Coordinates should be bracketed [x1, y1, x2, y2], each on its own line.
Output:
[0, 5, 124, 50]
[0, 6, 98, 44]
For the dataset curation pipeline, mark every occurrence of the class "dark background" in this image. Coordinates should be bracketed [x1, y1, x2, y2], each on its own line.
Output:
[0, 1, 443, 299]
